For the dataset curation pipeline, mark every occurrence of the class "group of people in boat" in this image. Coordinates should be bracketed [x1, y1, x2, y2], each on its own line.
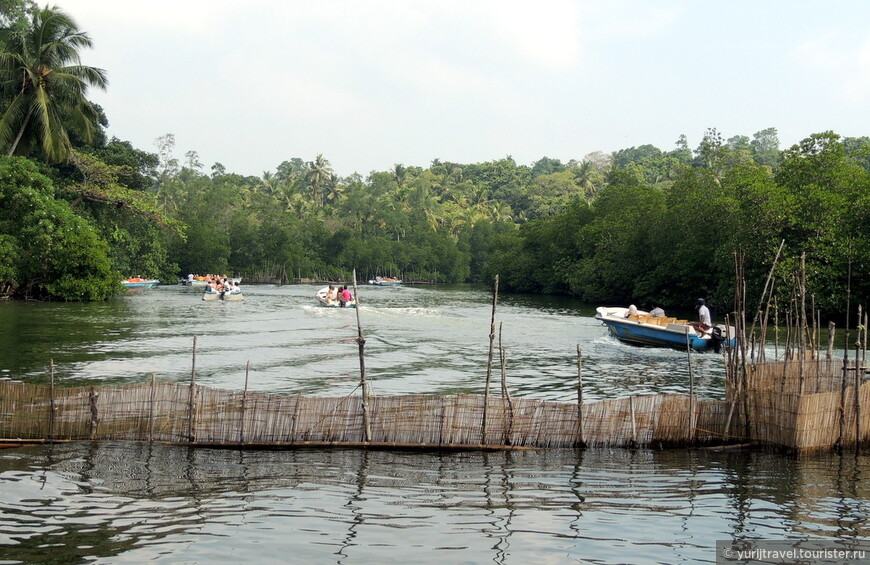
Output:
[322, 285, 354, 307]
[187, 274, 241, 295]
[625, 298, 713, 333]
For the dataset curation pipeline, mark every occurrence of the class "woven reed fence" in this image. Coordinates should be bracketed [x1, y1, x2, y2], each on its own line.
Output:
[733, 360, 870, 451]
[0, 380, 733, 449]
[1, 366, 866, 451]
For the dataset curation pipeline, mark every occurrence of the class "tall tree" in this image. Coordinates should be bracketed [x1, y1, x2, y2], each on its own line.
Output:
[305, 153, 333, 207]
[0, 5, 107, 161]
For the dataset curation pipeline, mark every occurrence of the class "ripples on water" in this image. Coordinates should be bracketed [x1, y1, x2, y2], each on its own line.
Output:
[0, 443, 868, 565]
[2, 286, 868, 564]
[0, 284, 729, 401]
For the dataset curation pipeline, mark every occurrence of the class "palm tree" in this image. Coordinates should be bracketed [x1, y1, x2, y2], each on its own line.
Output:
[305, 153, 333, 207]
[575, 160, 596, 201]
[0, 6, 107, 161]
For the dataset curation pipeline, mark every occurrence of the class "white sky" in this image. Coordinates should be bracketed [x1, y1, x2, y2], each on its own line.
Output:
[52, 0, 870, 178]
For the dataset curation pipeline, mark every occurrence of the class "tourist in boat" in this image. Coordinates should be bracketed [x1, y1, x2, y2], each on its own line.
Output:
[340, 285, 353, 307]
[696, 298, 711, 328]
[324, 285, 338, 305]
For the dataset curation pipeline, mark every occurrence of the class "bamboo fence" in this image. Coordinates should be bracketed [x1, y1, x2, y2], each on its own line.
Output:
[1, 373, 865, 451]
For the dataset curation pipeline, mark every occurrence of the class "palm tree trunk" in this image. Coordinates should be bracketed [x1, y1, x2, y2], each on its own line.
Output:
[7, 105, 33, 156]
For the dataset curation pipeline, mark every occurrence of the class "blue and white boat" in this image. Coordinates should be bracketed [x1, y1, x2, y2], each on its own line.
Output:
[595, 306, 735, 352]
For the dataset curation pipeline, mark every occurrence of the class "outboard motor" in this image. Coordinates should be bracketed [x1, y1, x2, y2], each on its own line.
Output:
[710, 326, 725, 354]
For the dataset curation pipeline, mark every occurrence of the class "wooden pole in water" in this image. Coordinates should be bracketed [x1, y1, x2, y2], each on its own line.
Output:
[499, 323, 514, 445]
[686, 328, 695, 442]
[576, 344, 584, 447]
[838, 252, 852, 452]
[799, 253, 807, 394]
[352, 269, 372, 443]
[482, 274, 499, 445]
[240, 361, 250, 444]
[49, 360, 55, 441]
[88, 386, 98, 440]
[855, 316, 862, 452]
[149, 372, 156, 442]
[860, 310, 867, 448]
[188, 336, 197, 443]
[748, 239, 786, 350]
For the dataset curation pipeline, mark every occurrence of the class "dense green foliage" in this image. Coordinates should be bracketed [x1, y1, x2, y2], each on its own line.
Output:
[486, 131, 870, 316]
[0, 1, 867, 315]
[0, 156, 117, 299]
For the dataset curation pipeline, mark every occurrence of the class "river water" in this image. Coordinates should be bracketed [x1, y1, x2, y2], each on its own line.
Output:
[0, 284, 868, 564]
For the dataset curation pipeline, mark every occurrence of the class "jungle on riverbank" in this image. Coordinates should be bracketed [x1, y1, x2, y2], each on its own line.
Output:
[0, 3, 867, 319]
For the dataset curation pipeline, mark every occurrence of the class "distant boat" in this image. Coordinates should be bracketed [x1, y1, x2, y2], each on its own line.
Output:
[121, 278, 159, 288]
[594, 306, 735, 353]
[202, 288, 244, 301]
[315, 286, 356, 308]
[182, 275, 241, 287]
[367, 276, 402, 286]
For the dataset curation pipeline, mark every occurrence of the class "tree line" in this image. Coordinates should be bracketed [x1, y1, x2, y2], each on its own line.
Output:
[0, 3, 867, 319]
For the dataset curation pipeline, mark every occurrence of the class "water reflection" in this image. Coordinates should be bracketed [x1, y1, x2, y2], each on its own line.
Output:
[0, 443, 867, 564]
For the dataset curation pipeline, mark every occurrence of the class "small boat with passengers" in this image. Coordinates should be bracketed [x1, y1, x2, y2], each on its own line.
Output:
[367, 276, 402, 286]
[203, 287, 244, 301]
[121, 277, 160, 288]
[595, 306, 735, 352]
[315, 286, 356, 308]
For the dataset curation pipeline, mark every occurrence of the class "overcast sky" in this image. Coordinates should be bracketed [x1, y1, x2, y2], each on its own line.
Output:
[52, 0, 870, 178]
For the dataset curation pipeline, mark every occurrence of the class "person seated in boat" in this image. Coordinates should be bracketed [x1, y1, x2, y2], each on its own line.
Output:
[687, 298, 712, 336]
[231, 281, 241, 293]
[650, 306, 665, 318]
[324, 285, 338, 305]
[696, 298, 711, 328]
[625, 304, 638, 318]
[340, 285, 353, 307]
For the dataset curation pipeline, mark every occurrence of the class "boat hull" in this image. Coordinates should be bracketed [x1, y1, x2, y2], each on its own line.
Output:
[202, 290, 244, 301]
[367, 278, 402, 286]
[121, 279, 159, 288]
[595, 306, 734, 352]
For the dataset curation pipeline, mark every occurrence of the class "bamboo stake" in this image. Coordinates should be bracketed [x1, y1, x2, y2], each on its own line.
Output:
[188, 336, 197, 443]
[774, 299, 779, 361]
[49, 360, 55, 442]
[748, 239, 786, 348]
[861, 310, 867, 447]
[498, 323, 514, 445]
[837, 252, 852, 452]
[686, 329, 695, 442]
[88, 386, 98, 440]
[853, 307, 866, 450]
[240, 361, 250, 444]
[149, 372, 156, 442]
[575, 344, 585, 447]
[628, 395, 637, 448]
[482, 274, 499, 445]
[799, 253, 807, 394]
[352, 269, 371, 443]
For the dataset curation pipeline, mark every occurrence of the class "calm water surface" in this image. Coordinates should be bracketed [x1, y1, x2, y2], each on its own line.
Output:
[0, 284, 726, 401]
[0, 285, 867, 564]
